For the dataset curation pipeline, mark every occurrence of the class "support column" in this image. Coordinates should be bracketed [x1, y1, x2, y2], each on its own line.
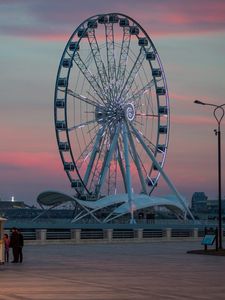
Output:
[105, 229, 113, 242]
[36, 229, 46, 244]
[193, 228, 198, 239]
[72, 229, 81, 244]
[165, 228, 171, 240]
[136, 228, 143, 240]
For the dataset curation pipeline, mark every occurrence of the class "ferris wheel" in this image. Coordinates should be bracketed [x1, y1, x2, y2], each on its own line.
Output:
[54, 13, 193, 222]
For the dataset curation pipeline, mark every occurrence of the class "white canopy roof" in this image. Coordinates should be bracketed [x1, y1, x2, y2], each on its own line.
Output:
[37, 191, 185, 216]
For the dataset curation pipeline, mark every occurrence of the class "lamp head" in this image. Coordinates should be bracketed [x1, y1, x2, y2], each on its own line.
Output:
[194, 99, 206, 105]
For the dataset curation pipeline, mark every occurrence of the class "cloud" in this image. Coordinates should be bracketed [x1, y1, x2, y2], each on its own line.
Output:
[0, 0, 225, 40]
[171, 115, 215, 126]
[0, 151, 59, 171]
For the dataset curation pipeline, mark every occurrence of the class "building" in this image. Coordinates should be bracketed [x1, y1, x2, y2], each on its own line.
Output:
[191, 192, 208, 213]
[191, 192, 225, 220]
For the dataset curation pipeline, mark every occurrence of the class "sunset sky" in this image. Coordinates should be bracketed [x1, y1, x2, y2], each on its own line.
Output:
[0, 0, 225, 206]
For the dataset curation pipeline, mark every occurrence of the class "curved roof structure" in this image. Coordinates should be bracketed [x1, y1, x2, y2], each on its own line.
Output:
[37, 191, 186, 223]
[37, 191, 74, 207]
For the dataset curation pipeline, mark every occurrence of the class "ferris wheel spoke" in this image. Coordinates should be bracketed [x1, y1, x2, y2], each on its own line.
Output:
[89, 129, 108, 190]
[116, 27, 131, 95]
[131, 124, 156, 152]
[95, 125, 120, 195]
[126, 122, 147, 194]
[135, 113, 158, 117]
[126, 80, 154, 104]
[86, 122, 99, 135]
[132, 119, 144, 127]
[118, 48, 145, 101]
[68, 119, 96, 132]
[105, 23, 116, 89]
[135, 149, 148, 180]
[75, 133, 97, 169]
[87, 29, 109, 98]
[83, 126, 106, 187]
[67, 89, 100, 107]
[130, 123, 159, 165]
[73, 52, 106, 104]
[86, 91, 103, 106]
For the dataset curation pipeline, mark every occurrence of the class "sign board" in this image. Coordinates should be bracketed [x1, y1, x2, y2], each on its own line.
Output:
[201, 234, 216, 246]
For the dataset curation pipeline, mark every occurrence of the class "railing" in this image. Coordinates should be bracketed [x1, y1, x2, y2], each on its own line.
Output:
[80, 229, 104, 240]
[113, 229, 134, 239]
[143, 229, 165, 238]
[5, 228, 225, 243]
[46, 229, 71, 240]
[4, 227, 225, 245]
[21, 229, 36, 240]
[171, 229, 193, 238]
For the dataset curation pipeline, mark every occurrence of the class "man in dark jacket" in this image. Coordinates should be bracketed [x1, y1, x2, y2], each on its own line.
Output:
[17, 228, 24, 263]
[10, 227, 20, 263]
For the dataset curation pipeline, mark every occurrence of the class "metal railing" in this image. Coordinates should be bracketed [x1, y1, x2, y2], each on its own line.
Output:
[4, 227, 225, 245]
[143, 229, 165, 238]
[80, 229, 104, 239]
[171, 229, 193, 238]
[113, 229, 134, 239]
[20, 229, 36, 240]
[46, 229, 71, 240]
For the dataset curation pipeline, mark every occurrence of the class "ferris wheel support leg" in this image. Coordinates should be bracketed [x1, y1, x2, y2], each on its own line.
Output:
[131, 124, 194, 221]
[117, 145, 128, 193]
[96, 125, 120, 195]
[71, 201, 101, 223]
[83, 126, 105, 189]
[126, 123, 147, 194]
[122, 122, 136, 224]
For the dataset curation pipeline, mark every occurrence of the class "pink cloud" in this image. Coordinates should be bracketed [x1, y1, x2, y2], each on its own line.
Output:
[0, 151, 59, 171]
[1, 0, 225, 40]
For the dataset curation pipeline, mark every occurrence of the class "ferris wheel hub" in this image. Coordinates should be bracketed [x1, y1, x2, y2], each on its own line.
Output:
[125, 103, 135, 122]
[95, 100, 132, 127]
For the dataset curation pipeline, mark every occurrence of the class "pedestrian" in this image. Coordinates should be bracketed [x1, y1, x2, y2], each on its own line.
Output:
[3, 233, 10, 263]
[17, 229, 24, 263]
[9, 227, 20, 263]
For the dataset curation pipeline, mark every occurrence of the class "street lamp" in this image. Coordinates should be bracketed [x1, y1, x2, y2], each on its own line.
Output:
[194, 99, 225, 249]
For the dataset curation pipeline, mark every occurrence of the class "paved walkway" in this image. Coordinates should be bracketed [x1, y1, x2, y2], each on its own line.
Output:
[0, 241, 225, 299]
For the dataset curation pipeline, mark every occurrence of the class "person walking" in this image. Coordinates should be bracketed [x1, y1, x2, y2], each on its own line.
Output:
[17, 229, 24, 263]
[3, 233, 10, 263]
[10, 227, 20, 263]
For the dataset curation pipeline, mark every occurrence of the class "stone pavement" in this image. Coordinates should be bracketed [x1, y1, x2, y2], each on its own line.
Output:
[0, 241, 225, 299]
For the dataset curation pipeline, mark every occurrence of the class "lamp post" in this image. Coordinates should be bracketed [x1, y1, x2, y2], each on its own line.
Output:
[194, 100, 225, 249]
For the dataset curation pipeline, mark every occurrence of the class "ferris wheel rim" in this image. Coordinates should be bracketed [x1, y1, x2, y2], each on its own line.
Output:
[54, 12, 170, 198]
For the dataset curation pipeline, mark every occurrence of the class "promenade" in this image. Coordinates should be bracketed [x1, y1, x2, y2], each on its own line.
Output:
[0, 241, 225, 299]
